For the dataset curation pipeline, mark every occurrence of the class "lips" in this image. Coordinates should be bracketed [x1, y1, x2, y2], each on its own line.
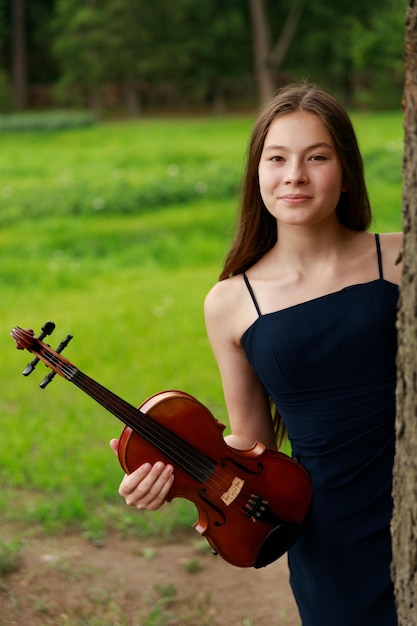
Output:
[279, 194, 312, 204]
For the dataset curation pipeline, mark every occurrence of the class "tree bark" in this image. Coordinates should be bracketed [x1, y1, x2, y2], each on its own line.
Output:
[391, 1, 417, 624]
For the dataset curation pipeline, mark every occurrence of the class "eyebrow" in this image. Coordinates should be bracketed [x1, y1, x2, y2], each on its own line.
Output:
[263, 141, 334, 152]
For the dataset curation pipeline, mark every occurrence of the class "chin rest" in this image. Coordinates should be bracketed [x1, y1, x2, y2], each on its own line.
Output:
[254, 521, 303, 569]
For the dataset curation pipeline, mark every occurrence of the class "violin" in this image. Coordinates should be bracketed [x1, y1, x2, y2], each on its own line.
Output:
[10, 322, 312, 569]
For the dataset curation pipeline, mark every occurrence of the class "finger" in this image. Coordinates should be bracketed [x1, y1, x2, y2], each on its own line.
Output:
[137, 470, 175, 511]
[120, 461, 172, 499]
[143, 463, 175, 508]
[121, 462, 174, 510]
[119, 462, 153, 498]
[109, 438, 119, 455]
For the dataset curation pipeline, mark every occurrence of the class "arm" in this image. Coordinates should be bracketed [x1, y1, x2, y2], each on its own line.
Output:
[204, 279, 277, 451]
[111, 275, 276, 511]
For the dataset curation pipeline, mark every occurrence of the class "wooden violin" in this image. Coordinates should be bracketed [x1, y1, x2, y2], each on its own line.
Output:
[10, 323, 312, 569]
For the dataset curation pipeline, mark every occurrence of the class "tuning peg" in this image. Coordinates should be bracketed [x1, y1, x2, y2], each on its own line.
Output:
[22, 321, 56, 376]
[39, 333, 73, 389]
[40, 321, 56, 337]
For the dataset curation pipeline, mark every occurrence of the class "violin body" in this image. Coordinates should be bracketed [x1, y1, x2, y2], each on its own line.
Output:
[119, 390, 312, 568]
[10, 324, 312, 569]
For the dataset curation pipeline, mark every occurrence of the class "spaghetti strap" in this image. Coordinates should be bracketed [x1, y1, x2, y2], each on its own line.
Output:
[243, 273, 262, 317]
[375, 233, 384, 280]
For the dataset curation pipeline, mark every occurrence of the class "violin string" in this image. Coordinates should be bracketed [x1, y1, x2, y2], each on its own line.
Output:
[76, 375, 217, 481]
[74, 369, 254, 511]
[40, 347, 211, 479]
[39, 345, 254, 511]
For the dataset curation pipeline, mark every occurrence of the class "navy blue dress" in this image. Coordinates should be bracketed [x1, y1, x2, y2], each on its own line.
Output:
[241, 234, 398, 626]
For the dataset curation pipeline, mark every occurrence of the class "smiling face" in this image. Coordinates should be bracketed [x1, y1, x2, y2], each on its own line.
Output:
[258, 111, 346, 229]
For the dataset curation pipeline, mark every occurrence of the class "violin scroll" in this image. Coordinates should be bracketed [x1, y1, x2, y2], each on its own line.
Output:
[11, 326, 36, 351]
[11, 321, 55, 352]
[10, 322, 73, 387]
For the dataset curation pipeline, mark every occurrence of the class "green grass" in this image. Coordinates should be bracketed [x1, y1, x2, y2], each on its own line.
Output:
[0, 110, 404, 542]
[0, 117, 249, 226]
[351, 111, 404, 231]
[0, 539, 22, 576]
[2, 202, 231, 539]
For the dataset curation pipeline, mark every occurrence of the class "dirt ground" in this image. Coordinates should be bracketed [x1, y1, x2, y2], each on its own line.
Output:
[0, 526, 301, 626]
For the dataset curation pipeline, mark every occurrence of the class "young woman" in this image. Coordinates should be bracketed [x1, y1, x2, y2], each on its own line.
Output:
[111, 83, 402, 625]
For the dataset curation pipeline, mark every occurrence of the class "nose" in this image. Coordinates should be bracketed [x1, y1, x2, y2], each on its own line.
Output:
[284, 159, 308, 185]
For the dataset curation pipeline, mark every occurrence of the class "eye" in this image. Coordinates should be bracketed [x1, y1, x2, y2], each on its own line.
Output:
[270, 155, 285, 162]
[309, 154, 328, 162]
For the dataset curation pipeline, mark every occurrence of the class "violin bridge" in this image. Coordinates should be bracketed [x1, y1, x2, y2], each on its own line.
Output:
[221, 476, 245, 505]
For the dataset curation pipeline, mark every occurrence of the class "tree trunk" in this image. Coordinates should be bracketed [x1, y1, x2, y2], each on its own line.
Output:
[249, 0, 304, 106]
[391, 1, 417, 624]
[124, 80, 142, 117]
[268, 5, 303, 72]
[12, 0, 27, 110]
[249, 0, 276, 105]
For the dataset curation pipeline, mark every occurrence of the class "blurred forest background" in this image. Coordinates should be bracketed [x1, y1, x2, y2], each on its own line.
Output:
[0, 0, 406, 117]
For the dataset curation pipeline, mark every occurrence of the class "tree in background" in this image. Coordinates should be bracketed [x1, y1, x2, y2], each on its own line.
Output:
[11, 0, 26, 109]
[0, 0, 407, 113]
[249, 0, 304, 105]
[52, 0, 250, 115]
[284, 0, 405, 107]
[162, 0, 250, 112]
[391, 1, 417, 623]
[1, 0, 58, 110]
[53, 0, 109, 113]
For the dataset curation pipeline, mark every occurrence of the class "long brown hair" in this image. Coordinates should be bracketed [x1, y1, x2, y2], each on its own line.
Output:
[219, 82, 372, 280]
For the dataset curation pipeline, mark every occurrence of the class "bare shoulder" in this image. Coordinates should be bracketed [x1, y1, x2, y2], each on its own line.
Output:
[204, 277, 241, 344]
[379, 231, 403, 250]
[204, 276, 241, 322]
[204, 275, 258, 345]
[378, 232, 403, 283]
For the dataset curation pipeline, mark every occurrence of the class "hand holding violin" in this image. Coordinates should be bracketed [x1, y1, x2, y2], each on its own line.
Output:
[110, 438, 174, 511]
[110, 433, 268, 511]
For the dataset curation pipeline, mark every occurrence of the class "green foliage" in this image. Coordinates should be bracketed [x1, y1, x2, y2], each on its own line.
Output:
[0, 113, 403, 542]
[1, 0, 405, 113]
[52, 0, 107, 106]
[52, 0, 252, 110]
[0, 109, 95, 131]
[287, 0, 405, 108]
